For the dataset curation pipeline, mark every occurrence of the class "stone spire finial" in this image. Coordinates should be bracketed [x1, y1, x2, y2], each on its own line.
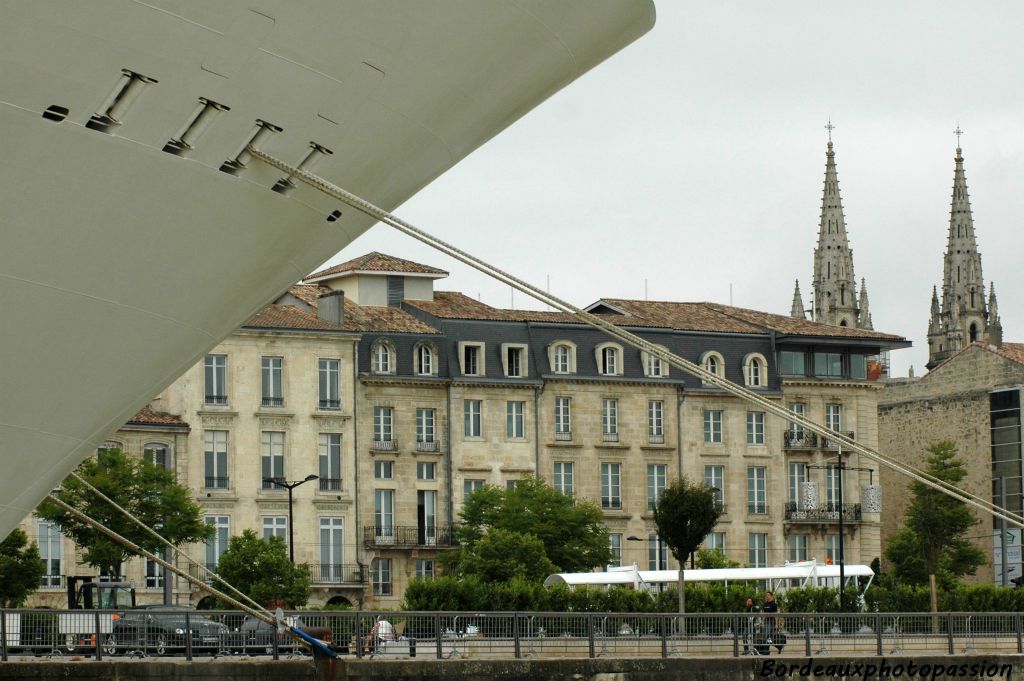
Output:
[857, 277, 873, 330]
[987, 282, 1003, 347]
[791, 279, 806, 320]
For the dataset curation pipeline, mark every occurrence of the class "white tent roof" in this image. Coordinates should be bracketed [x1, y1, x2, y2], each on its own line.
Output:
[543, 561, 875, 588]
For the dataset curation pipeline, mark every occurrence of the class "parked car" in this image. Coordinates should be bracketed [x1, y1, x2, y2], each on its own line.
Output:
[105, 606, 230, 656]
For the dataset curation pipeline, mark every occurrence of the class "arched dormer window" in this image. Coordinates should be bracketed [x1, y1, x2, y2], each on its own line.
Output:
[642, 346, 669, 378]
[371, 340, 395, 374]
[414, 342, 436, 376]
[595, 342, 624, 376]
[743, 353, 769, 388]
[700, 351, 725, 384]
[548, 341, 577, 374]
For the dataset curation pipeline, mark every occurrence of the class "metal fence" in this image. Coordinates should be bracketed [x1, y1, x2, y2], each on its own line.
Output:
[1, 611, 1021, 661]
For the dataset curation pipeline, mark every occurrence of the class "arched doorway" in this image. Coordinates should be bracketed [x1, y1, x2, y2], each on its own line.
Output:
[326, 595, 353, 609]
[196, 595, 218, 610]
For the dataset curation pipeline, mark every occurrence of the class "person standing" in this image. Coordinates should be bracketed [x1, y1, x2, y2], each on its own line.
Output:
[762, 591, 780, 640]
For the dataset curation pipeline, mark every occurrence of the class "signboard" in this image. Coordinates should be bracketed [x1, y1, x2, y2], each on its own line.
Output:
[993, 529, 1022, 586]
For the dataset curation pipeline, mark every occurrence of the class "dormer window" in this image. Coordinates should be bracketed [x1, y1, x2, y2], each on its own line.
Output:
[548, 341, 577, 374]
[642, 347, 669, 378]
[458, 342, 485, 376]
[700, 351, 725, 385]
[596, 342, 623, 376]
[502, 344, 528, 378]
[744, 353, 768, 387]
[415, 342, 435, 376]
[372, 341, 395, 374]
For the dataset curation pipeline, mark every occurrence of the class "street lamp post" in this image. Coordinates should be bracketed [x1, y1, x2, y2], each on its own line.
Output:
[263, 474, 318, 563]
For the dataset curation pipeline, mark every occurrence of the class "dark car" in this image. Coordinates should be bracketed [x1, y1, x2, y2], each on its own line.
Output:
[237, 615, 316, 655]
[105, 607, 230, 656]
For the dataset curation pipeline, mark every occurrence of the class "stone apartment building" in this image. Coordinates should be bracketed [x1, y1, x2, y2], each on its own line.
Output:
[20, 250, 907, 608]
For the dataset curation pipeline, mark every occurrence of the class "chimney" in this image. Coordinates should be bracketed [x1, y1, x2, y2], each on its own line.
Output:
[318, 290, 345, 325]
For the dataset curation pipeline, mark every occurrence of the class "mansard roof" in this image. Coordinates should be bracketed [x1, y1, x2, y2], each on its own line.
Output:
[306, 252, 448, 281]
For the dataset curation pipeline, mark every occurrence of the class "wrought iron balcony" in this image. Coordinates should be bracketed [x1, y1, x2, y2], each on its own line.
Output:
[318, 398, 341, 410]
[783, 430, 818, 449]
[308, 563, 365, 584]
[205, 395, 228, 406]
[416, 440, 439, 452]
[747, 504, 769, 515]
[648, 434, 665, 444]
[261, 476, 285, 490]
[319, 477, 342, 492]
[205, 476, 230, 489]
[554, 430, 572, 441]
[784, 502, 863, 522]
[261, 396, 284, 408]
[363, 525, 457, 548]
[602, 498, 623, 510]
[822, 431, 856, 449]
[372, 439, 397, 452]
[602, 431, 619, 442]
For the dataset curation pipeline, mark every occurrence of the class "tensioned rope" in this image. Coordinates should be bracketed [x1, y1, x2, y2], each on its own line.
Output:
[248, 145, 1024, 531]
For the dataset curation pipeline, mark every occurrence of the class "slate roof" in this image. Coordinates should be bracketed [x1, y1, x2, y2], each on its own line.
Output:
[306, 252, 448, 281]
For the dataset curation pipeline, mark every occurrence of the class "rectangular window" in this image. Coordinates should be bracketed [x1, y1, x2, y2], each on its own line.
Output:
[204, 430, 228, 489]
[418, 489, 437, 545]
[705, 532, 725, 552]
[608, 534, 622, 567]
[703, 410, 723, 443]
[788, 462, 808, 504]
[417, 461, 436, 481]
[602, 398, 618, 439]
[601, 462, 621, 509]
[373, 406, 393, 444]
[747, 466, 767, 514]
[601, 347, 619, 375]
[261, 356, 284, 407]
[554, 397, 572, 438]
[553, 461, 574, 496]
[320, 517, 344, 577]
[826, 535, 841, 563]
[463, 345, 480, 376]
[826, 403, 842, 431]
[646, 354, 664, 377]
[386, 275, 404, 307]
[373, 558, 392, 596]
[463, 479, 484, 506]
[464, 399, 482, 437]
[144, 444, 168, 469]
[748, 532, 767, 568]
[144, 558, 164, 589]
[262, 516, 287, 542]
[204, 516, 229, 571]
[746, 411, 765, 445]
[374, 490, 394, 540]
[826, 464, 842, 505]
[704, 465, 725, 507]
[204, 354, 227, 405]
[553, 345, 570, 373]
[415, 559, 434, 581]
[788, 403, 806, 439]
[648, 400, 664, 442]
[260, 431, 285, 489]
[38, 521, 62, 588]
[375, 460, 393, 480]
[319, 433, 342, 490]
[506, 347, 523, 377]
[647, 464, 667, 511]
[648, 533, 667, 570]
[788, 534, 808, 562]
[416, 408, 436, 447]
[318, 358, 340, 410]
[850, 354, 867, 380]
[814, 352, 843, 377]
[506, 401, 525, 438]
[779, 351, 806, 376]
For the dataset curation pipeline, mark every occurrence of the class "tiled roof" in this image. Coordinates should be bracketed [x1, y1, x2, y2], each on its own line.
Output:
[350, 305, 440, 334]
[594, 300, 765, 334]
[306, 252, 448, 281]
[288, 283, 328, 308]
[246, 304, 352, 332]
[126, 405, 188, 428]
[700, 303, 907, 341]
[406, 291, 580, 323]
[998, 342, 1024, 365]
[245, 286, 440, 334]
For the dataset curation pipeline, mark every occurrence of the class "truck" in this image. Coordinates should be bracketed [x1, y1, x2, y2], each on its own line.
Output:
[58, 577, 137, 652]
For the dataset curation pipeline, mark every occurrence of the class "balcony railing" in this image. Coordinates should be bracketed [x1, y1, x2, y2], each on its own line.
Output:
[319, 477, 342, 491]
[747, 504, 769, 515]
[308, 563, 365, 584]
[318, 398, 341, 410]
[416, 440, 439, 452]
[554, 430, 572, 441]
[205, 395, 228, 406]
[648, 434, 665, 444]
[39, 574, 64, 589]
[205, 476, 229, 489]
[602, 498, 623, 510]
[822, 431, 856, 449]
[784, 502, 863, 522]
[262, 476, 285, 490]
[783, 431, 818, 449]
[188, 563, 220, 583]
[373, 439, 397, 452]
[363, 525, 457, 548]
[261, 396, 284, 408]
[602, 432, 619, 442]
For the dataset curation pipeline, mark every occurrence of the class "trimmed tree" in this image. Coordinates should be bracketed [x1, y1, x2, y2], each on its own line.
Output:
[214, 530, 311, 608]
[37, 448, 210, 577]
[0, 529, 45, 607]
[653, 477, 724, 614]
[884, 440, 985, 613]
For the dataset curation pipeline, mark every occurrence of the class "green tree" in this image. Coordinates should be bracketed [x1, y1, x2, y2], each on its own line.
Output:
[695, 547, 739, 569]
[37, 449, 210, 577]
[450, 477, 610, 578]
[0, 529, 45, 607]
[214, 530, 311, 608]
[653, 477, 724, 613]
[457, 528, 556, 583]
[884, 441, 986, 613]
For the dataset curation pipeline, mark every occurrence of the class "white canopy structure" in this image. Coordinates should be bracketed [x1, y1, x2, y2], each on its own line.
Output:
[544, 560, 875, 593]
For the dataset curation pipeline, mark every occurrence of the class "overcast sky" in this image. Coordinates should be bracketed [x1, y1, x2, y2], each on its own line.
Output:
[321, 1, 1024, 377]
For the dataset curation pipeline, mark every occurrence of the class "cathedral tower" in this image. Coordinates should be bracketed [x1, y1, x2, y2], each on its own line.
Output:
[926, 145, 1002, 370]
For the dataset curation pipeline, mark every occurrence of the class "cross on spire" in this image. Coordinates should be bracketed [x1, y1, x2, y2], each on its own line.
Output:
[954, 122, 964, 147]
[825, 119, 835, 143]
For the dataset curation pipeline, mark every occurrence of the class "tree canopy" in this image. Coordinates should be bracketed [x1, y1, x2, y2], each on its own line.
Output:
[448, 477, 610, 579]
[0, 529, 44, 607]
[653, 477, 724, 612]
[884, 440, 986, 611]
[214, 529, 311, 608]
[37, 448, 210, 576]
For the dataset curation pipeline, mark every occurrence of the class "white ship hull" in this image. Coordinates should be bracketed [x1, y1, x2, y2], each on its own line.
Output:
[0, 1, 653, 535]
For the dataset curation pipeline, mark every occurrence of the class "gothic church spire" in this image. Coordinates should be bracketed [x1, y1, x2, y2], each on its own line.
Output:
[791, 280, 806, 319]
